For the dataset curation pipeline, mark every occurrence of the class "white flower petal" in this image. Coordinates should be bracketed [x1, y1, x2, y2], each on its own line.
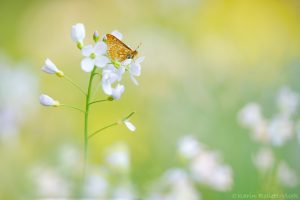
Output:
[121, 59, 132, 66]
[39, 94, 59, 106]
[42, 58, 59, 74]
[111, 84, 125, 100]
[71, 23, 85, 43]
[130, 75, 139, 85]
[135, 56, 145, 64]
[81, 45, 94, 57]
[111, 30, 123, 40]
[129, 63, 141, 76]
[102, 81, 112, 95]
[94, 41, 107, 55]
[81, 58, 95, 72]
[123, 120, 136, 132]
[94, 56, 109, 68]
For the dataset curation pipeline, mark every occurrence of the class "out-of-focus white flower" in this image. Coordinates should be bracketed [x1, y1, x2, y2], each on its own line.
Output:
[251, 120, 270, 143]
[39, 94, 60, 107]
[277, 87, 299, 117]
[81, 42, 109, 72]
[277, 161, 298, 188]
[238, 103, 264, 129]
[31, 166, 70, 197]
[177, 136, 202, 160]
[209, 165, 233, 191]
[41, 58, 64, 77]
[190, 150, 233, 191]
[59, 145, 82, 170]
[147, 168, 200, 200]
[71, 23, 85, 46]
[190, 151, 218, 182]
[123, 119, 136, 132]
[252, 148, 274, 173]
[110, 84, 125, 100]
[83, 173, 108, 198]
[105, 142, 130, 171]
[268, 115, 293, 146]
[111, 30, 123, 40]
[0, 58, 38, 144]
[111, 183, 137, 200]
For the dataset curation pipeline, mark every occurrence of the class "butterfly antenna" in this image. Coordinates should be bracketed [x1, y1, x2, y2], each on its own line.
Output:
[136, 43, 142, 50]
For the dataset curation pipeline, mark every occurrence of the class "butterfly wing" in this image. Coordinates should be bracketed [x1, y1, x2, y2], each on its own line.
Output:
[106, 34, 135, 62]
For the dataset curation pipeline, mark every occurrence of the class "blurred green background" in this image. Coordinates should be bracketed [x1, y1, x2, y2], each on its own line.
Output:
[1, 0, 300, 199]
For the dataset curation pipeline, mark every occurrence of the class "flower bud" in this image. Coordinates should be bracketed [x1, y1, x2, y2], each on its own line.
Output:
[39, 94, 60, 107]
[42, 58, 64, 77]
[93, 31, 100, 42]
[123, 119, 136, 132]
[71, 23, 85, 48]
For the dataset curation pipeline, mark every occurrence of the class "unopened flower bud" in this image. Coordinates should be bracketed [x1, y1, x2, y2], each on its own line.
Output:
[93, 31, 100, 42]
[39, 94, 60, 107]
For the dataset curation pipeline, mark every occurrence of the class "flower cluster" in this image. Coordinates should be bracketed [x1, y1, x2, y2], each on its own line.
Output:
[147, 136, 233, 199]
[238, 87, 299, 146]
[238, 86, 299, 188]
[40, 23, 144, 102]
[39, 23, 141, 136]
[31, 142, 137, 199]
[74, 23, 144, 99]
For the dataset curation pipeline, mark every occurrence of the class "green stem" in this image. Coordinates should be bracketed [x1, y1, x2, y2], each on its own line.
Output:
[88, 111, 136, 139]
[63, 75, 87, 96]
[88, 122, 118, 139]
[83, 67, 97, 170]
[60, 104, 85, 113]
[88, 99, 109, 106]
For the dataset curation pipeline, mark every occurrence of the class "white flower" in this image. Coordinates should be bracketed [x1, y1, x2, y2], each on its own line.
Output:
[268, 115, 293, 146]
[31, 166, 70, 197]
[111, 84, 125, 100]
[209, 165, 233, 191]
[252, 148, 274, 173]
[189, 150, 233, 191]
[238, 102, 263, 129]
[105, 142, 130, 171]
[71, 23, 85, 44]
[277, 87, 299, 117]
[123, 119, 136, 131]
[111, 30, 123, 40]
[102, 65, 124, 95]
[177, 136, 202, 160]
[39, 94, 60, 107]
[123, 57, 145, 85]
[277, 161, 298, 188]
[83, 174, 108, 198]
[41, 58, 64, 77]
[81, 41, 109, 72]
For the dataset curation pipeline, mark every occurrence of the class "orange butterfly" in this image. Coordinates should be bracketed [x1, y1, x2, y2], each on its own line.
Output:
[106, 34, 138, 62]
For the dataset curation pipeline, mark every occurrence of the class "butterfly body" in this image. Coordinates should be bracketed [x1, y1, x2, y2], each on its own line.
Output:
[106, 34, 138, 62]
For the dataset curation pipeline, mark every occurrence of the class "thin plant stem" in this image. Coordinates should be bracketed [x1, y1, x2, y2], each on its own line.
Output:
[60, 104, 85, 113]
[88, 122, 118, 139]
[63, 75, 87, 96]
[88, 99, 109, 106]
[83, 67, 97, 173]
[88, 111, 136, 139]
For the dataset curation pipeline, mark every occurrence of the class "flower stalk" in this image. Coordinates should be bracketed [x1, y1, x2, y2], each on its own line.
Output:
[84, 66, 97, 165]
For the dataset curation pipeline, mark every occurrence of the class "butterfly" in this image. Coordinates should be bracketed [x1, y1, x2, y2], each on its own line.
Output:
[106, 34, 139, 62]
